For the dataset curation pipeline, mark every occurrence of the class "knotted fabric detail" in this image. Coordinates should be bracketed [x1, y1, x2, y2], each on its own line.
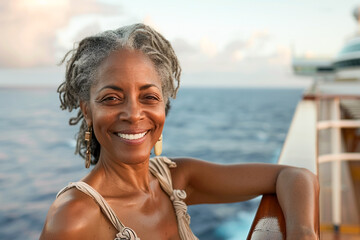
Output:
[115, 227, 140, 240]
[149, 157, 198, 240]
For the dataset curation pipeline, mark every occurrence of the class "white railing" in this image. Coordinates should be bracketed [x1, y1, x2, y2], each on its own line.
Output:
[316, 96, 360, 231]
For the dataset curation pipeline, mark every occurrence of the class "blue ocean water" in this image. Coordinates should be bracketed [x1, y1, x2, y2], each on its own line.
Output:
[0, 87, 302, 240]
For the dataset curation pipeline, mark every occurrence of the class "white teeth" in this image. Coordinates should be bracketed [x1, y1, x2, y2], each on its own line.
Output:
[117, 131, 147, 140]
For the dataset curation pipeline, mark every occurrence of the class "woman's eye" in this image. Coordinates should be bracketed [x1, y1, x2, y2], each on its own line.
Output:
[144, 95, 160, 101]
[99, 96, 122, 104]
[106, 97, 118, 101]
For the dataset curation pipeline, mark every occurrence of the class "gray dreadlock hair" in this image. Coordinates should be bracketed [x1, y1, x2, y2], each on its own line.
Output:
[57, 23, 181, 166]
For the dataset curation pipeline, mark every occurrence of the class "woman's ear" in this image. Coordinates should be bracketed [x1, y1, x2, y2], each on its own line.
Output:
[80, 101, 92, 126]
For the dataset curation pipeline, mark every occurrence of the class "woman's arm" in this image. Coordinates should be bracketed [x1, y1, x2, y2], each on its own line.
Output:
[170, 158, 319, 239]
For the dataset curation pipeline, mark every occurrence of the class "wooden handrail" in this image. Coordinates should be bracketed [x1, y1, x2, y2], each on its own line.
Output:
[247, 193, 320, 239]
[246, 194, 286, 240]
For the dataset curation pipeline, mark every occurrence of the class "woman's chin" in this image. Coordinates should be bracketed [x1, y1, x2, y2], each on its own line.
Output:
[113, 150, 152, 165]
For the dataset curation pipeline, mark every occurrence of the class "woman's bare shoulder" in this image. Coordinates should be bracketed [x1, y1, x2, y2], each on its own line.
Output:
[168, 157, 214, 188]
[168, 157, 195, 174]
[40, 188, 103, 239]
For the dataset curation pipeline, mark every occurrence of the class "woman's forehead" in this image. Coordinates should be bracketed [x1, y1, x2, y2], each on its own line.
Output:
[94, 49, 161, 88]
[101, 49, 153, 70]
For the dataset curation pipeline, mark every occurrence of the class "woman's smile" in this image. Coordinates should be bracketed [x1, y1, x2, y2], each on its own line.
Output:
[117, 131, 148, 140]
[114, 130, 149, 144]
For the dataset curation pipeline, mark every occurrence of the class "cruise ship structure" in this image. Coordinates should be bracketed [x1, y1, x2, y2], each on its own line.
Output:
[247, 6, 360, 240]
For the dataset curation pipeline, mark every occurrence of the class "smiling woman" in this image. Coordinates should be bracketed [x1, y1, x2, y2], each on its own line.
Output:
[39, 23, 319, 240]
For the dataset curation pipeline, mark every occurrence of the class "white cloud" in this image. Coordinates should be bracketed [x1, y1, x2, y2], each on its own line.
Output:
[143, 15, 160, 32]
[268, 46, 292, 65]
[199, 37, 217, 57]
[0, 0, 121, 68]
[172, 30, 284, 72]
[170, 30, 301, 87]
[172, 38, 197, 54]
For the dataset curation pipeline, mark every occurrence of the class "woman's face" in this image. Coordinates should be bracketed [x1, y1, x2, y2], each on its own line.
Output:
[82, 49, 166, 165]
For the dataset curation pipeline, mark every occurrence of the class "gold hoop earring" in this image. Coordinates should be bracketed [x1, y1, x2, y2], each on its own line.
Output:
[84, 127, 92, 168]
[154, 134, 162, 156]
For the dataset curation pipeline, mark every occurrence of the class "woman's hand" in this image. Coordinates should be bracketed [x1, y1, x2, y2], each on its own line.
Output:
[276, 167, 319, 239]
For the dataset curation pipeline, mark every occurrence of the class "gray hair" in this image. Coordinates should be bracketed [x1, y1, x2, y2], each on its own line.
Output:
[58, 23, 181, 165]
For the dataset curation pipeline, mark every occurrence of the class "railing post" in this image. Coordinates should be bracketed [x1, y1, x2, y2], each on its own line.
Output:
[331, 97, 342, 231]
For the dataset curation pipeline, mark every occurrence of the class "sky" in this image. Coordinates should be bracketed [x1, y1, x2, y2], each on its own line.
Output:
[1, 0, 360, 88]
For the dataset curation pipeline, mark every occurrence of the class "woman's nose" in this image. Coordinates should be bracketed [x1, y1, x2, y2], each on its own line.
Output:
[119, 98, 143, 122]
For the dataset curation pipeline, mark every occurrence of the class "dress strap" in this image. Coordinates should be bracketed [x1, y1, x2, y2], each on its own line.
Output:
[149, 157, 199, 240]
[57, 182, 140, 240]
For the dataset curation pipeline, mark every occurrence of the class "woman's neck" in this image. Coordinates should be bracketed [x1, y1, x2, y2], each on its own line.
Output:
[85, 154, 154, 196]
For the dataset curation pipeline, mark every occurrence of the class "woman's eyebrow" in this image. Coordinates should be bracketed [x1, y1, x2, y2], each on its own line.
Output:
[139, 84, 160, 91]
[97, 85, 124, 93]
